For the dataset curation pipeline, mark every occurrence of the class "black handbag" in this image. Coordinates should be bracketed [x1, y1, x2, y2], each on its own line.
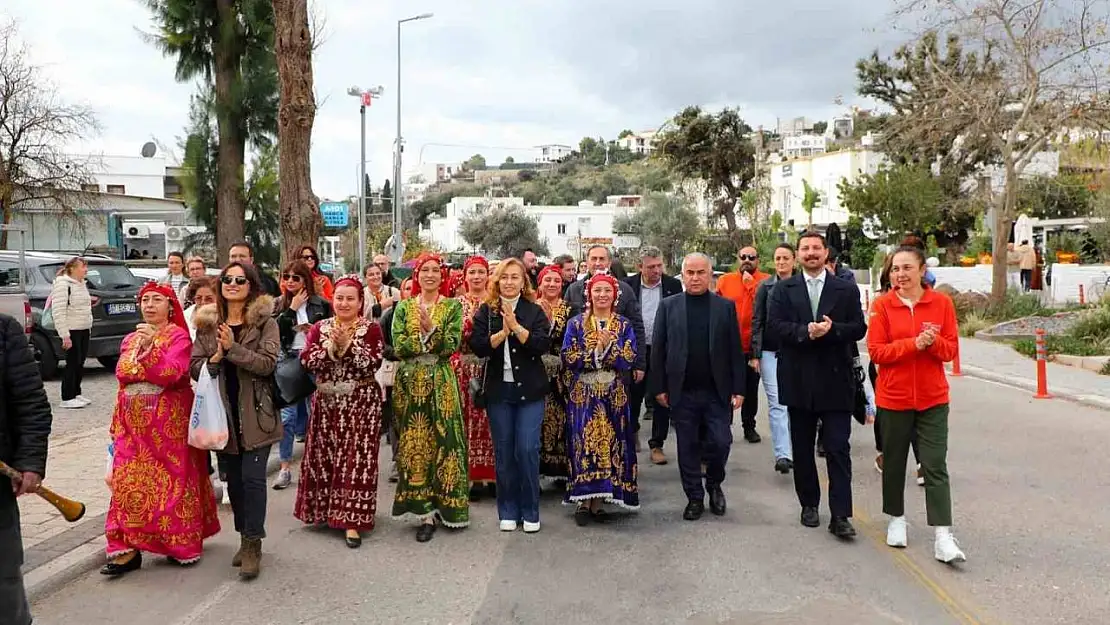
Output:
[468, 311, 490, 409]
[275, 349, 315, 406]
[851, 364, 868, 425]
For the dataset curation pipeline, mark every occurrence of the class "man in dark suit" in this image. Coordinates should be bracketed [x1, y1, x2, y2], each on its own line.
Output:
[624, 246, 684, 465]
[768, 232, 867, 538]
[650, 253, 745, 520]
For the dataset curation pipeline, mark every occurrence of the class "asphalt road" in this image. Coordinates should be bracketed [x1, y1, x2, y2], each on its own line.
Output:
[27, 372, 1110, 625]
[40, 360, 118, 439]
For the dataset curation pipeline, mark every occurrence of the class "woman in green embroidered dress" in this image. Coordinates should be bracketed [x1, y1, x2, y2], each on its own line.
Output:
[391, 253, 469, 542]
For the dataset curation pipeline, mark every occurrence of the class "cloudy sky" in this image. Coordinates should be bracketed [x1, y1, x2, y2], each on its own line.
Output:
[8, 0, 906, 201]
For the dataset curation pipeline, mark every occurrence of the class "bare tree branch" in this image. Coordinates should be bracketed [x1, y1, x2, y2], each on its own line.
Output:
[0, 19, 103, 248]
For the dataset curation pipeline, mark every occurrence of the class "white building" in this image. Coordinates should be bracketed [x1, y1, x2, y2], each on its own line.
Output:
[10, 151, 190, 255]
[769, 148, 889, 229]
[409, 162, 463, 185]
[536, 144, 574, 163]
[782, 134, 829, 158]
[421, 195, 637, 257]
[617, 130, 658, 156]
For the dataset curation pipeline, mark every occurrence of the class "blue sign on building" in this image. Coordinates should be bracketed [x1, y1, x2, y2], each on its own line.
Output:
[320, 201, 350, 228]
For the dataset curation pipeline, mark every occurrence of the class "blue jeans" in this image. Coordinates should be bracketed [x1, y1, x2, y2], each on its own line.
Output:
[486, 383, 545, 524]
[761, 351, 793, 461]
[279, 398, 309, 463]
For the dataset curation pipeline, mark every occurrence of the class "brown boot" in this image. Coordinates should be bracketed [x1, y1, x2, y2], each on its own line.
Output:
[231, 536, 247, 567]
[239, 538, 262, 580]
[650, 448, 667, 465]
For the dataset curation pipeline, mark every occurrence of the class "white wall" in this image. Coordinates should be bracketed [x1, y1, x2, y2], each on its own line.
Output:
[769, 148, 888, 228]
[89, 155, 170, 199]
[927, 263, 1110, 303]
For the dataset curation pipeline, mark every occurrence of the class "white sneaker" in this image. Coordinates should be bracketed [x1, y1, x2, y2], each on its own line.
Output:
[60, 399, 85, 409]
[522, 521, 540, 534]
[210, 477, 224, 503]
[886, 516, 907, 548]
[935, 528, 967, 563]
[916, 463, 925, 486]
[499, 520, 518, 532]
[76, 395, 92, 407]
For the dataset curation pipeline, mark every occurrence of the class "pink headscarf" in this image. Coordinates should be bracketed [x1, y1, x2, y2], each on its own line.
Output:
[138, 281, 188, 332]
[333, 274, 365, 301]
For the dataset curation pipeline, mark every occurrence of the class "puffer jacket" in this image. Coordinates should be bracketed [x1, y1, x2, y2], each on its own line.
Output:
[190, 296, 281, 454]
[50, 274, 94, 339]
[0, 314, 53, 504]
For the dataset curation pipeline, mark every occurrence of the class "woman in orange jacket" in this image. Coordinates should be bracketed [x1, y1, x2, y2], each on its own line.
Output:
[867, 245, 966, 564]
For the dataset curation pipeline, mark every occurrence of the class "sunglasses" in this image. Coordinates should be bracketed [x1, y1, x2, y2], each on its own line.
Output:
[301, 255, 317, 261]
[281, 273, 304, 282]
[221, 276, 249, 286]
[739, 254, 758, 261]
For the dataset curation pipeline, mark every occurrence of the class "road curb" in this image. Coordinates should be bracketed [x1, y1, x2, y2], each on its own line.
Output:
[24, 445, 302, 602]
[954, 364, 1110, 410]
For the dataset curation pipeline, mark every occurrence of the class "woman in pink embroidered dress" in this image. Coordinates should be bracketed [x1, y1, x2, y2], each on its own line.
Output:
[101, 282, 220, 576]
[452, 256, 497, 498]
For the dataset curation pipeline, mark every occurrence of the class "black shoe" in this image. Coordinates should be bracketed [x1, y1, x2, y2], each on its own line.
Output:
[415, 523, 436, 543]
[165, 556, 197, 567]
[828, 517, 857, 539]
[574, 506, 592, 527]
[100, 551, 142, 576]
[800, 506, 820, 528]
[743, 428, 762, 443]
[468, 485, 483, 502]
[345, 533, 362, 549]
[708, 485, 726, 516]
[774, 458, 793, 474]
[683, 500, 705, 521]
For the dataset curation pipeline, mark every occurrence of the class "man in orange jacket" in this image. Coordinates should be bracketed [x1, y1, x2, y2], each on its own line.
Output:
[715, 245, 770, 443]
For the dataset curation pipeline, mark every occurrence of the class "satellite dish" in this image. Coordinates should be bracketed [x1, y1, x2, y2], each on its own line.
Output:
[140, 142, 157, 158]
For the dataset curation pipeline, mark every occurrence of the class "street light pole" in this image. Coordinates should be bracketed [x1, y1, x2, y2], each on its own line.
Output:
[347, 85, 383, 275]
[390, 12, 434, 264]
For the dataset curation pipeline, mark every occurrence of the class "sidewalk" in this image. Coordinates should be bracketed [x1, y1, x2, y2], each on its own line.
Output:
[952, 337, 1110, 409]
[19, 429, 299, 600]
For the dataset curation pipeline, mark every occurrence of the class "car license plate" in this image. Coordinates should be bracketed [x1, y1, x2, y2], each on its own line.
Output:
[106, 302, 137, 315]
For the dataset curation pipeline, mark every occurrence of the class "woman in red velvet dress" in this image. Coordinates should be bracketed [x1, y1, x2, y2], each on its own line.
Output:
[452, 256, 497, 499]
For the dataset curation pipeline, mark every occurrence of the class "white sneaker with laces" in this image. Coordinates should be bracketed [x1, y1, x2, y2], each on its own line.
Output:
[886, 516, 907, 548]
[935, 528, 967, 563]
[499, 520, 517, 532]
[60, 399, 85, 409]
[76, 395, 92, 407]
[522, 521, 540, 534]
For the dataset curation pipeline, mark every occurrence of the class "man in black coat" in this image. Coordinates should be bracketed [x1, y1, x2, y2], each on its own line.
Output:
[624, 246, 683, 465]
[650, 253, 745, 521]
[767, 232, 866, 539]
[0, 313, 54, 625]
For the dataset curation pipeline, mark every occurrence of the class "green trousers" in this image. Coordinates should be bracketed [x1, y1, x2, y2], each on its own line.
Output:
[878, 403, 952, 526]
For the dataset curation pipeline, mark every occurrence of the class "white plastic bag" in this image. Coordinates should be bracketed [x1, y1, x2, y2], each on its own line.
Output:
[188, 368, 229, 450]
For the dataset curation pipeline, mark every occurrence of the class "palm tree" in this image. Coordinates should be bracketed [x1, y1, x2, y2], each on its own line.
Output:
[141, 0, 277, 263]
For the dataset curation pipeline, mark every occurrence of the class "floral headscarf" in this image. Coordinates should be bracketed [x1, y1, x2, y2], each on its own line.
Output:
[460, 255, 490, 293]
[138, 281, 188, 332]
[410, 253, 451, 297]
[585, 273, 620, 310]
[333, 274, 365, 302]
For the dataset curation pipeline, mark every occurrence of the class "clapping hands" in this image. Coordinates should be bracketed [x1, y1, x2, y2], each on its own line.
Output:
[915, 325, 938, 350]
[808, 315, 833, 340]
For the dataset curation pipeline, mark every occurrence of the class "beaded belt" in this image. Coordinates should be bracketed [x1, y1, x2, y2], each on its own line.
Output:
[122, 382, 164, 396]
[411, 354, 442, 366]
[458, 354, 485, 366]
[315, 380, 373, 395]
[579, 370, 616, 386]
[541, 354, 562, 378]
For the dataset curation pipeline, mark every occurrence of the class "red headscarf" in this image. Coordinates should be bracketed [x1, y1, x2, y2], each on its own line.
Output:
[460, 256, 490, 293]
[585, 273, 621, 310]
[139, 281, 188, 332]
[333, 274, 365, 301]
[537, 264, 563, 287]
[410, 253, 451, 297]
[448, 272, 466, 296]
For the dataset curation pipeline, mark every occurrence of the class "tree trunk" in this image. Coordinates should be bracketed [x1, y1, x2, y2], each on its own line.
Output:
[272, 0, 320, 265]
[213, 0, 247, 266]
[718, 197, 741, 247]
[990, 167, 1018, 304]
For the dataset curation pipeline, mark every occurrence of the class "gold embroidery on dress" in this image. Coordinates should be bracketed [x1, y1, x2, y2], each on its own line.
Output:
[583, 404, 614, 470]
[399, 412, 435, 486]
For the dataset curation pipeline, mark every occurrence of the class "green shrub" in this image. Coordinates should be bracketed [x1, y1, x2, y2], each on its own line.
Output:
[989, 289, 1052, 321]
[959, 313, 992, 337]
[1012, 335, 1106, 358]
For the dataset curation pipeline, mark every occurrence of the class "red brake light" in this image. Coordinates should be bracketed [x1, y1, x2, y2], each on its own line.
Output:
[23, 298, 31, 334]
[90, 295, 101, 307]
